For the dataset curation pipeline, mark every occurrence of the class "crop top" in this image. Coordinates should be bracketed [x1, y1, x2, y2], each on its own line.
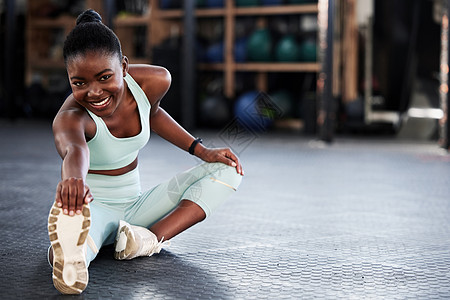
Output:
[85, 74, 151, 170]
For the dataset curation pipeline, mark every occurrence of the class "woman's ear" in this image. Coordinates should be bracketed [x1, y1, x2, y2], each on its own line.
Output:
[122, 56, 129, 76]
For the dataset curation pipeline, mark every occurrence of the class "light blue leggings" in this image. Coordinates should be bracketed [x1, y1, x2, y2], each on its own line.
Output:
[85, 162, 242, 265]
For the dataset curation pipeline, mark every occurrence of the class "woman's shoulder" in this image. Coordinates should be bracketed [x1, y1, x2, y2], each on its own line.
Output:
[127, 64, 172, 104]
[128, 64, 171, 81]
[53, 94, 94, 136]
[55, 94, 86, 118]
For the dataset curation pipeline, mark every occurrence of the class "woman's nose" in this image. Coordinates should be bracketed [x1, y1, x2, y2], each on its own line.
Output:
[87, 83, 102, 98]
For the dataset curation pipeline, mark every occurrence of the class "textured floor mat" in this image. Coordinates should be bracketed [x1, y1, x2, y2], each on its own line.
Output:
[0, 121, 449, 299]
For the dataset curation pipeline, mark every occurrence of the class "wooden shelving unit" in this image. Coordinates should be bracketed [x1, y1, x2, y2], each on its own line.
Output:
[26, 0, 320, 113]
[25, 0, 151, 86]
[28, 16, 76, 28]
[198, 62, 320, 72]
[155, 3, 317, 18]
[151, 0, 320, 98]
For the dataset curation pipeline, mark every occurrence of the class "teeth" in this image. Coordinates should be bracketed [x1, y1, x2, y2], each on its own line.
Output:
[91, 97, 110, 106]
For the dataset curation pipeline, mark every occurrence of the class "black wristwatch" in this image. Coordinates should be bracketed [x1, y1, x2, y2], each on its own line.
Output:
[188, 138, 203, 155]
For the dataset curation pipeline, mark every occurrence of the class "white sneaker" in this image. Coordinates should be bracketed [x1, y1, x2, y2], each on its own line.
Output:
[114, 220, 170, 260]
[47, 202, 91, 294]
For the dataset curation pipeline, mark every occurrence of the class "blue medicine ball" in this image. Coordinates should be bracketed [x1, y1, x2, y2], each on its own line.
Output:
[206, 42, 224, 63]
[234, 91, 273, 131]
[234, 38, 247, 62]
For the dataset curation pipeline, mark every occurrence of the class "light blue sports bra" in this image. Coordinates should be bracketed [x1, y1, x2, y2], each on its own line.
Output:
[85, 74, 151, 170]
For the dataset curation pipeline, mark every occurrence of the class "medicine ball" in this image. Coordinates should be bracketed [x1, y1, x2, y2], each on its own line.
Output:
[247, 29, 273, 62]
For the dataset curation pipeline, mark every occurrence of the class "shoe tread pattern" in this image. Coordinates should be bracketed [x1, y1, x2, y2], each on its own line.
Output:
[114, 224, 139, 260]
[47, 202, 91, 294]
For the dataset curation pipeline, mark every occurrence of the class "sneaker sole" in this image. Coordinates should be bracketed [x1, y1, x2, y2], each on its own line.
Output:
[48, 202, 90, 294]
[114, 221, 138, 260]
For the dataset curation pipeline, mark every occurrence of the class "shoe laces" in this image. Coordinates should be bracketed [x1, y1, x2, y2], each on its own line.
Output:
[142, 236, 171, 257]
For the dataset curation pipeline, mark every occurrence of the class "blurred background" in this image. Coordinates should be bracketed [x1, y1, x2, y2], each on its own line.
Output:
[0, 0, 449, 148]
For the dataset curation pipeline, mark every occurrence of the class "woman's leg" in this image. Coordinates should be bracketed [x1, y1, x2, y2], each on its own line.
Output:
[123, 162, 242, 244]
[85, 200, 125, 263]
[149, 199, 206, 241]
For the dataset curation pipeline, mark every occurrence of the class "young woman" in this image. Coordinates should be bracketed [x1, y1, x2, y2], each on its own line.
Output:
[48, 9, 243, 295]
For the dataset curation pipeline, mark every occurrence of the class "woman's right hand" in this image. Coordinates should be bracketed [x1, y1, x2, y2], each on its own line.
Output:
[55, 177, 93, 216]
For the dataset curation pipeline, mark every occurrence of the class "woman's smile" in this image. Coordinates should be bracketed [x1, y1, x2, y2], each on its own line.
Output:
[89, 95, 112, 109]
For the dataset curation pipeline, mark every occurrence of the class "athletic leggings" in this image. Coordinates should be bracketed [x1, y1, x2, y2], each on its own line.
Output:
[85, 162, 242, 265]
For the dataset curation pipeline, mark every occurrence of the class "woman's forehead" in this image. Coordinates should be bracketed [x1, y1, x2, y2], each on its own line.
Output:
[67, 51, 120, 72]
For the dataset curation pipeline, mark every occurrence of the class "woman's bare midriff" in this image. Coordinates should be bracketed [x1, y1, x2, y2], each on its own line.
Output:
[88, 157, 138, 176]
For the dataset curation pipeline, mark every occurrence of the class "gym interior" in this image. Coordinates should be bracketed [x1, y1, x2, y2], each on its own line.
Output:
[1, 0, 449, 299]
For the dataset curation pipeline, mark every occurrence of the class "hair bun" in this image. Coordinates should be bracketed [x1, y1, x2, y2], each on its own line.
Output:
[76, 9, 102, 26]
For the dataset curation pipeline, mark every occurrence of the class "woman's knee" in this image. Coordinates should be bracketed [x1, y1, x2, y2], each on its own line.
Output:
[206, 162, 243, 191]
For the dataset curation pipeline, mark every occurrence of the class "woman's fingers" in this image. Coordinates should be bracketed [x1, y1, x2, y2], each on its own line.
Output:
[61, 183, 69, 215]
[84, 185, 93, 204]
[200, 147, 245, 175]
[68, 178, 77, 216]
[210, 148, 243, 175]
[55, 183, 63, 208]
[224, 149, 244, 175]
[75, 178, 84, 215]
[56, 178, 90, 216]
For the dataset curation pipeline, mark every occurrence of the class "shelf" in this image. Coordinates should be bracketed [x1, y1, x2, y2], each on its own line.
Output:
[198, 62, 320, 72]
[235, 62, 320, 72]
[29, 15, 75, 28]
[156, 9, 184, 18]
[156, 4, 318, 19]
[273, 118, 304, 131]
[197, 8, 227, 17]
[234, 4, 318, 16]
[156, 8, 225, 18]
[114, 14, 149, 26]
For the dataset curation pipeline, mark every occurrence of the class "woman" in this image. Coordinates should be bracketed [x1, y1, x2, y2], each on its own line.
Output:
[48, 9, 243, 295]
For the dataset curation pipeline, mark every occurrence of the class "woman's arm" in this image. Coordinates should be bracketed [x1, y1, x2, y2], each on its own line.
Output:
[52, 103, 93, 216]
[129, 64, 244, 175]
[150, 106, 244, 175]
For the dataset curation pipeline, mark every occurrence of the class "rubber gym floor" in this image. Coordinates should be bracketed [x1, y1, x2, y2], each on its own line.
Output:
[0, 120, 449, 299]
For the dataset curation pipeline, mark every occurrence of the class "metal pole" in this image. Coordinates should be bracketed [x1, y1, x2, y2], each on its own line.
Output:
[364, 17, 373, 124]
[182, 0, 196, 130]
[439, 0, 449, 149]
[446, 0, 450, 150]
[4, 0, 16, 119]
[317, 0, 335, 142]
[103, 0, 115, 28]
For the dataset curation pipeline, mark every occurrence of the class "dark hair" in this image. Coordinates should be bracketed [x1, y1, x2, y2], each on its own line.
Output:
[63, 9, 122, 64]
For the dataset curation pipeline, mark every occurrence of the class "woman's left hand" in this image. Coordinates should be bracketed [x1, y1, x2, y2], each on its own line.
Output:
[197, 147, 244, 176]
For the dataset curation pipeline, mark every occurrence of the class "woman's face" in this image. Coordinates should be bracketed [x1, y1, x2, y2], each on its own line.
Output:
[66, 51, 128, 117]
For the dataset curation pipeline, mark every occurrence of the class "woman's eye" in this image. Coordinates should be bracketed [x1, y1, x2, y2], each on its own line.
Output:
[100, 75, 112, 81]
[73, 82, 84, 87]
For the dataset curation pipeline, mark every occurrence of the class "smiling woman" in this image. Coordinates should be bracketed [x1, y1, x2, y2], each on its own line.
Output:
[47, 9, 244, 295]
[67, 52, 127, 118]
